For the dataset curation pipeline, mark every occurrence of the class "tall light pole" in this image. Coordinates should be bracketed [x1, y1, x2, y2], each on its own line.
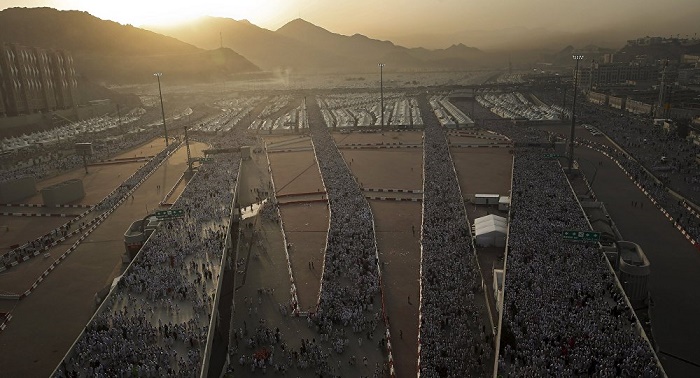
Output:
[569, 55, 584, 171]
[378, 63, 385, 127]
[154, 72, 168, 146]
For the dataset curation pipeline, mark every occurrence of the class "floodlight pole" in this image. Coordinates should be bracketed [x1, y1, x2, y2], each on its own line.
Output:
[154, 73, 169, 146]
[379, 63, 385, 127]
[184, 125, 192, 173]
[569, 55, 584, 171]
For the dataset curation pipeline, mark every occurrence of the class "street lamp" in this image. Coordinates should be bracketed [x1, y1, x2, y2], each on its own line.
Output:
[154, 72, 169, 146]
[378, 63, 385, 127]
[568, 55, 584, 171]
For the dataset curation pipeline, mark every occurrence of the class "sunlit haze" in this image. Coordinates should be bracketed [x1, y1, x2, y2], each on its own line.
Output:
[0, 0, 698, 48]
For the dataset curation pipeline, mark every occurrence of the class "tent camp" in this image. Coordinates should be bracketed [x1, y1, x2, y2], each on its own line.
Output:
[474, 214, 508, 248]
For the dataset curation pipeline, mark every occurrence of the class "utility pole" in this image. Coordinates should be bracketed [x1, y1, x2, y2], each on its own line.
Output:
[379, 63, 385, 127]
[184, 125, 192, 172]
[154, 72, 168, 146]
[569, 55, 584, 171]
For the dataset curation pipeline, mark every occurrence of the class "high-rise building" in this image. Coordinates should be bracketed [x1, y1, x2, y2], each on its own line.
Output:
[577, 62, 659, 90]
[0, 43, 77, 116]
[50, 50, 77, 110]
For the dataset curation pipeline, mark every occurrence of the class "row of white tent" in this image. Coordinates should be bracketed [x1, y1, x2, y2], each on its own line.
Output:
[1, 109, 145, 152]
[476, 92, 562, 121]
[429, 95, 474, 128]
[317, 95, 422, 128]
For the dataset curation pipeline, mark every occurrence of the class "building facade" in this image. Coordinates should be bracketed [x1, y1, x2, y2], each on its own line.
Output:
[577, 62, 659, 90]
[0, 43, 77, 116]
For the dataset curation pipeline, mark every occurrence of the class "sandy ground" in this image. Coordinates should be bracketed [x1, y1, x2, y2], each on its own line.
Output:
[451, 149, 513, 198]
[268, 151, 325, 196]
[266, 142, 328, 311]
[370, 200, 422, 378]
[339, 137, 424, 376]
[339, 150, 422, 190]
[333, 131, 423, 145]
[278, 203, 328, 311]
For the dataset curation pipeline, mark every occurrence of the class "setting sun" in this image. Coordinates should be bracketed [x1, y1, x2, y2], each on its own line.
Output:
[57, 0, 285, 26]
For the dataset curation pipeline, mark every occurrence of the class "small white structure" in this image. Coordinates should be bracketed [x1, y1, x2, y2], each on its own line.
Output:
[474, 193, 500, 205]
[493, 268, 504, 314]
[474, 214, 507, 248]
[498, 196, 510, 211]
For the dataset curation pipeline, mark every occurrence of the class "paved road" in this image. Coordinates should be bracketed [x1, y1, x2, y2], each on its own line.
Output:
[576, 145, 700, 377]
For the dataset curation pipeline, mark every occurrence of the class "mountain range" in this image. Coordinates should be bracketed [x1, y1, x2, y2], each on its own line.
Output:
[2, 7, 692, 86]
[148, 17, 487, 73]
[0, 7, 259, 84]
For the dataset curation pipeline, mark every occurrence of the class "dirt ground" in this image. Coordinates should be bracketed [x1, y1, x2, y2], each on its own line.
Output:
[370, 200, 422, 378]
[266, 143, 328, 311]
[268, 151, 325, 195]
[339, 150, 423, 190]
[451, 149, 513, 198]
[333, 131, 423, 145]
[278, 203, 328, 311]
[340, 139, 424, 376]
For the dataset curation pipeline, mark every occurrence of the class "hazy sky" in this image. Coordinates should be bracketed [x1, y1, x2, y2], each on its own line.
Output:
[1, 0, 698, 47]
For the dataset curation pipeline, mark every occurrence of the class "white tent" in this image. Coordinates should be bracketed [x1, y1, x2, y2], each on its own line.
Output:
[474, 214, 507, 248]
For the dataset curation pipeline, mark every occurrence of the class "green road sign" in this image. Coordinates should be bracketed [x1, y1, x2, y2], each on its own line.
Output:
[155, 209, 185, 219]
[562, 230, 601, 242]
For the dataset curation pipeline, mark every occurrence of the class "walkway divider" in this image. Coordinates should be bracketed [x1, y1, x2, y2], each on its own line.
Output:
[0, 203, 92, 209]
[160, 173, 185, 206]
[15, 142, 182, 300]
[0, 212, 77, 217]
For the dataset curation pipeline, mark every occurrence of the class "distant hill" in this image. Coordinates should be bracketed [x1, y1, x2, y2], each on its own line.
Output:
[149, 17, 488, 73]
[148, 16, 350, 73]
[276, 18, 486, 71]
[0, 7, 259, 84]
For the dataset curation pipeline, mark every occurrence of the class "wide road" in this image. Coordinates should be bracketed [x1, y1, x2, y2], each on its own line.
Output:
[576, 144, 700, 377]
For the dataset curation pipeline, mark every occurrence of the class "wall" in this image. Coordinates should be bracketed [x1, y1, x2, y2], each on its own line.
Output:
[0, 176, 37, 203]
[41, 178, 85, 206]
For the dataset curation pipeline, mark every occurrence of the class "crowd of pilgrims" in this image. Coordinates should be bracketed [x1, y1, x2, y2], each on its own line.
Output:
[54, 152, 240, 377]
[471, 98, 662, 376]
[230, 316, 388, 376]
[38, 92, 682, 376]
[1, 143, 178, 269]
[498, 147, 661, 377]
[417, 94, 493, 377]
[306, 100, 383, 347]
